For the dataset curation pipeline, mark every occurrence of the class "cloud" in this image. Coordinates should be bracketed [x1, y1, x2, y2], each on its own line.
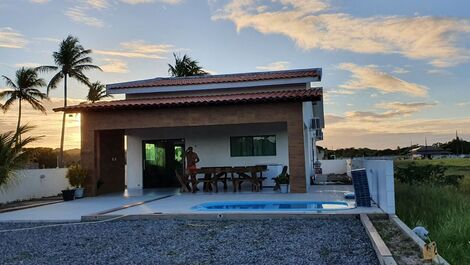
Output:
[120, 0, 183, 4]
[322, 111, 470, 149]
[344, 101, 436, 122]
[30, 0, 50, 3]
[375, 101, 437, 113]
[14, 62, 41, 68]
[213, 0, 470, 67]
[392, 67, 409, 74]
[457, 101, 470, 107]
[100, 59, 129, 73]
[327, 89, 354, 95]
[427, 68, 452, 76]
[34, 37, 61, 43]
[338, 63, 428, 97]
[0, 28, 27, 49]
[256, 61, 290, 71]
[86, 0, 110, 9]
[95, 40, 173, 59]
[0, 98, 84, 149]
[65, 6, 105, 27]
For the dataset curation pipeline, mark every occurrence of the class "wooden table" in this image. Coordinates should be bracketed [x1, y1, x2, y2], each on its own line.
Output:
[191, 166, 267, 193]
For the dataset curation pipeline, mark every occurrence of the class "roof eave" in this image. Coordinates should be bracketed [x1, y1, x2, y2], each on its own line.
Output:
[107, 76, 319, 95]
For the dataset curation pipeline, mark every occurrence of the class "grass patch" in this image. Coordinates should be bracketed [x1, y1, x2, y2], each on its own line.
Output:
[395, 183, 470, 264]
[396, 159, 470, 192]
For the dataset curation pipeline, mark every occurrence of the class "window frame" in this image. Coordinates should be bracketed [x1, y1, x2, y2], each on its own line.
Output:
[230, 135, 277, 157]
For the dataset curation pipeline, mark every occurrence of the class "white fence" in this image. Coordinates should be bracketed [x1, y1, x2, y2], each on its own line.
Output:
[319, 159, 349, 174]
[0, 168, 68, 204]
[319, 159, 395, 214]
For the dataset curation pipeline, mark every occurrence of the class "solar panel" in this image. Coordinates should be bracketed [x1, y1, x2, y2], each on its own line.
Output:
[351, 169, 371, 207]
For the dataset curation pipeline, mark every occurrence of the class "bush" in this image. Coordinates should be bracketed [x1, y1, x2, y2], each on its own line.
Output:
[66, 164, 87, 188]
[395, 162, 463, 187]
[459, 176, 470, 193]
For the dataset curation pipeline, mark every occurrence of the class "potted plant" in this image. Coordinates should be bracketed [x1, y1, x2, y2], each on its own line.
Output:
[275, 173, 290, 193]
[61, 188, 75, 201]
[66, 164, 87, 199]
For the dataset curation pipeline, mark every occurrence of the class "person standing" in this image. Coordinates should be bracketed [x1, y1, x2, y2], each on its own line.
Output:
[185, 147, 200, 192]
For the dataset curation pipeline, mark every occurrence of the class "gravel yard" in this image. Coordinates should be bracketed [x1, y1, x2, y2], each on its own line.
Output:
[0, 217, 378, 265]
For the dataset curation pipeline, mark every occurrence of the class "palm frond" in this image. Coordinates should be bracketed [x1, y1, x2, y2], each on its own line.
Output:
[1, 96, 18, 112]
[2, 75, 18, 89]
[46, 72, 64, 94]
[23, 96, 47, 113]
[74, 64, 102, 72]
[69, 71, 90, 87]
[0, 125, 41, 187]
[35, 65, 58, 73]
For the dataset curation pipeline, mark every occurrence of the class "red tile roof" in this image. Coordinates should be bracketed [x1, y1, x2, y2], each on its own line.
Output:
[55, 88, 322, 113]
[107, 68, 321, 90]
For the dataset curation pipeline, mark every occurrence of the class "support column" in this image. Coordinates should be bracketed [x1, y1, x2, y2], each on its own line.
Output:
[287, 114, 307, 193]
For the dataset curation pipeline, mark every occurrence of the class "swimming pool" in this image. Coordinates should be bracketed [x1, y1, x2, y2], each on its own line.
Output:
[191, 201, 352, 211]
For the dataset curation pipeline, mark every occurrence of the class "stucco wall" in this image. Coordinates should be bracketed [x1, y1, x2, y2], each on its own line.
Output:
[126, 123, 289, 190]
[81, 102, 307, 194]
[319, 160, 349, 174]
[0, 168, 68, 204]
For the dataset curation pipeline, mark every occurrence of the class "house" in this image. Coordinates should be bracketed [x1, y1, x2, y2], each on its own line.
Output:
[55, 68, 324, 196]
[410, 145, 451, 159]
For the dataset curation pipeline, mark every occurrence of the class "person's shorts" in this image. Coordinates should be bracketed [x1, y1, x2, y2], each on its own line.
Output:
[187, 165, 197, 174]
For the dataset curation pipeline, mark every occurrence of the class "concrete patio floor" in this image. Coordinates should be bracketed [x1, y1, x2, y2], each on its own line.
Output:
[0, 189, 177, 222]
[0, 185, 383, 222]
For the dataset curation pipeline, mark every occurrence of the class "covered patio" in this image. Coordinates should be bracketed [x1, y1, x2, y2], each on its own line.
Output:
[56, 88, 323, 197]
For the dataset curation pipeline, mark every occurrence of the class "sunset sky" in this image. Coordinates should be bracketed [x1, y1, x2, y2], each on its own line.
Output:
[0, 0, 469, 149]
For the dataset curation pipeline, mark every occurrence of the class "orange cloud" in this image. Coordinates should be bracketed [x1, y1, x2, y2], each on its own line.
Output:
[213, 0, 470, 67]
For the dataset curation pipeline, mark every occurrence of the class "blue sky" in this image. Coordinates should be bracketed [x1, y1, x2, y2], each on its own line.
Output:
[1, 0, 469, 149]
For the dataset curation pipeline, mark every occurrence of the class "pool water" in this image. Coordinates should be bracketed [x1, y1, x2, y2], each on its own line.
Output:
[191, 201, 351, 211]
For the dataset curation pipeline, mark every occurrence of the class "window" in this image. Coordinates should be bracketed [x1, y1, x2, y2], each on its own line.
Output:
[230, 135, 276, 157]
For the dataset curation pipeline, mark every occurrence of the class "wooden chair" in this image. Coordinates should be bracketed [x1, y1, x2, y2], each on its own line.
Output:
[273, 166, 288, 191]
[212, 167, 231, 193]
[195, 168, 216, 192]
[254, 165, 268, 190]
[233, 166, 261, 192]
[175, 170, 190, 193]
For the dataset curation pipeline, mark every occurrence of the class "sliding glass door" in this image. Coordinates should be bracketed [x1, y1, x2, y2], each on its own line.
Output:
[142, 139, 185, 188]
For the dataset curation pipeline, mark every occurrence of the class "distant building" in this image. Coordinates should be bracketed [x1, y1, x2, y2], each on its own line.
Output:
[410, 146, 451, 159]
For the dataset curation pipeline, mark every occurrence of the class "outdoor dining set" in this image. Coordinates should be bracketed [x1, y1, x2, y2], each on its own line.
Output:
[176, 165, 269, 193]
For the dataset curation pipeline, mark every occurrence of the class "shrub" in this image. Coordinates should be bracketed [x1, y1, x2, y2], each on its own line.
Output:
[459, 176, 470, 193]
[66, 164, 87, 188]
[395, 162, 463, 187]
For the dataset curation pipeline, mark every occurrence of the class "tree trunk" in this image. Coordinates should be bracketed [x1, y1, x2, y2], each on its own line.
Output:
[59, 74, 67, 168]
[15, 99, 22, 144]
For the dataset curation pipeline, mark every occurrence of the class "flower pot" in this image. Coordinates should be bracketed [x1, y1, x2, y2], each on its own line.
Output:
[62, 189, 75, 201]
[279, 184, 289, 193]
[74, 187, 85, 198]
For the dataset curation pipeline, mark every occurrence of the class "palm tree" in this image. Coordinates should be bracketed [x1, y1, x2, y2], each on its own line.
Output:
[168, 53, 208, 77]
[1, 67, 48, 141]
[37, 35, 101, 167]
[87, 81, 112, 103]
[0, 125, 41, 187]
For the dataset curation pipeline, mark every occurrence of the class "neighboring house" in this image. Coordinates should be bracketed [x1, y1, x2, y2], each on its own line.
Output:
[410, 146, 451, 159]
[55, 68, 324, 196]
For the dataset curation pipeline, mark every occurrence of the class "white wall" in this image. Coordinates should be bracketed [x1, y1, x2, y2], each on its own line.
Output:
[319, 159, 348, 174]
[126, 123, 289, 190]
[353, 159, 395, 214]
[0, 168, 68, 204]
